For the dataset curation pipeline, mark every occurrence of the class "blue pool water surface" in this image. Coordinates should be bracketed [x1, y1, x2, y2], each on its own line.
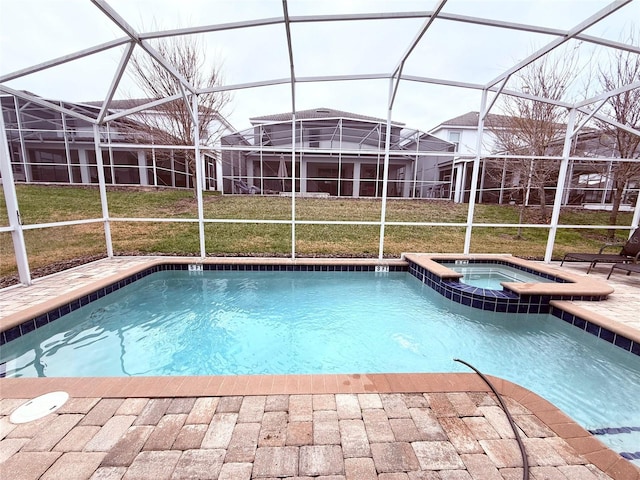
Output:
[1, 270, 639, 462]
[442, 263, 556, 289]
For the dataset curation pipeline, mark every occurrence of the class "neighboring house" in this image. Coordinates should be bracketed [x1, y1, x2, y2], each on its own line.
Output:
[220, 108, 455, 198]
[429, 111, 504, 203]
[430, 111, 638, 207]
[563, 130, 638, 208]
[84, 98, 235, 191]
[11, 95, 628, 207]
[0, 94, 232, 190]
[429, 111, 502, 155]
[2, 97, 454, 198]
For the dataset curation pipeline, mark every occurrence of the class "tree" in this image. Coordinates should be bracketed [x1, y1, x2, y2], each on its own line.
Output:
[127, 34, 231, 192]
[594, 30, 640, 237]
[486, 48, 581, 229]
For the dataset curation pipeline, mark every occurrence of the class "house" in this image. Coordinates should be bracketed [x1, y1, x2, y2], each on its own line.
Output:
[563, 129, 638, 208]
[429, 111, 505, 203]
[429, 111, 639, 208]
[0, 93, 232, 190]
[220, 108, 455, 198]
[83, 98, 235, 191]
[2, 97, 454, 198]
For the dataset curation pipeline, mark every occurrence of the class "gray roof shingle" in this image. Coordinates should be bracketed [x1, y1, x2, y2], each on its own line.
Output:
[250, 107, 404, 126]
[434, 111, 511, 129]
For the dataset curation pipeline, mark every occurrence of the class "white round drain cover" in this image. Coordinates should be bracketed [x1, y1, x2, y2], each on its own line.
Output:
[10, 391, 69, 424]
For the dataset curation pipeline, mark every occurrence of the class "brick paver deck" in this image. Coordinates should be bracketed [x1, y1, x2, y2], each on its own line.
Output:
[2, 372, 639, 479]
[1, 256, 640, 479]
[2, 386, 636, 480]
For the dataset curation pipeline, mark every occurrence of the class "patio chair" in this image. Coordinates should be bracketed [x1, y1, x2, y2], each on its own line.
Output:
[234, 179, 260, 195]
[607, 262, 640, 279]
[560, 228, 640, 273]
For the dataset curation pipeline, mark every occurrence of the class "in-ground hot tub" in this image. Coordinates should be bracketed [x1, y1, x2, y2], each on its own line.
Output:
[439, 259, 558, 289]
[403, 254, 613, 313]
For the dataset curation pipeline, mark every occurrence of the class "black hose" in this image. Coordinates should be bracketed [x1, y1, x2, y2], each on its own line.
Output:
[454, 358, 529, 480]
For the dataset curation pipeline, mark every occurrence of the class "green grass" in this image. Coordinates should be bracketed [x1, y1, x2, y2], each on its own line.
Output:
[0, 184, 635, 281]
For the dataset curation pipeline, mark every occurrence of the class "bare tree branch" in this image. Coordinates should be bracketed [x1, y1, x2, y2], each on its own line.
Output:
[595, 29, 640, 234]
[486, 47, 580, 226]
[125, 34, 231, 192]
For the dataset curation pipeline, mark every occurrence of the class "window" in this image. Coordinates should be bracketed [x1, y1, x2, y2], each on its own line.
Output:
[30, 149, 69, 182]
[448, 131, 461, 152]
[309, 129, 320, 148]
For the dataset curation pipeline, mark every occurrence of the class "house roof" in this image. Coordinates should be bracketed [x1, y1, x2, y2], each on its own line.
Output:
[1, 93, 102, 124]
[250, 107, 404, 126]
[432, 111, 512, 130]
[439, 111, 483, 127]
[432, 110, 591, 134]
[83, 98, 149, 110]
[82, 98, 236, 131]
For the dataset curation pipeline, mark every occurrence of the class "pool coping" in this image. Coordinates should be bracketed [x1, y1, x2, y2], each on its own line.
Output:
[2, 254, 639, 352]
[0, 257, 407, 335]
[0, 373, 638, 479]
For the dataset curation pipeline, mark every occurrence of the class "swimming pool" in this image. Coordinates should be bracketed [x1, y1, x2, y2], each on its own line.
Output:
[1, 268, 639, 463]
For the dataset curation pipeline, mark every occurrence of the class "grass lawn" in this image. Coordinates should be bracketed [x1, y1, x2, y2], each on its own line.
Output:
[0, 184, 634, 283]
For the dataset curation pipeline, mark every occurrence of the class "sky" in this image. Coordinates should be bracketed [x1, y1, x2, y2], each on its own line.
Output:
[0, 0, 638, 132]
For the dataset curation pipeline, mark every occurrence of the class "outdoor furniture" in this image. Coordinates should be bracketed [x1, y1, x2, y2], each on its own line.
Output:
[560, 228, 640, 273]
[234, 179, 261, 194]
[607, 262, 640, 279]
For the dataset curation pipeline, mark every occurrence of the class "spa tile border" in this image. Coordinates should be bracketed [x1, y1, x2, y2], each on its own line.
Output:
[404, 253, 614, 297]
[0, 373, 637, 480]
[404, 254, 639, 357]
[0, 260, 407, 346]
[406, 259, 606, 313]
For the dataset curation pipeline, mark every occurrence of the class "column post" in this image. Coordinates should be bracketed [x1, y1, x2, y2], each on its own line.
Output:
[544, 108, 577, 262]
[78, 148, 91, 183]
[93, 125, 113, 257]
[192, 95, 206, 258]
[463, 90, 489, 254]
[14, 96, 32, 182]
[378, 78, 395, 260]
[353, 161, 361, 198]
[0, 109, 31, 284]
[137, 150, 149, 186]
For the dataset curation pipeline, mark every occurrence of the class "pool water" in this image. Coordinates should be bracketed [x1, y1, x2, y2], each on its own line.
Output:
[443, 263, 556, 289]
[1, 270, 639, 463]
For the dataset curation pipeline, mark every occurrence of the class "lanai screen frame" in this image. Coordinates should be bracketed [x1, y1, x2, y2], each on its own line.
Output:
[1, 0, 639, 286]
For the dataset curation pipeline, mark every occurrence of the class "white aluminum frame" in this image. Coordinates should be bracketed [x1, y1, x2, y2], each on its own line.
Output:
[1, 0, 639, 285]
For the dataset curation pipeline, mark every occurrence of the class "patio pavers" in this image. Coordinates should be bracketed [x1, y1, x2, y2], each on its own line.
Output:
[1, 256, 640, 478]
[2, 391, 630, 480]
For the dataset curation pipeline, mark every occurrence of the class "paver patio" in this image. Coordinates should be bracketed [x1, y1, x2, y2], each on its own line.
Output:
[1, 256, 639, 479]
[2, 389, 636, 480]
